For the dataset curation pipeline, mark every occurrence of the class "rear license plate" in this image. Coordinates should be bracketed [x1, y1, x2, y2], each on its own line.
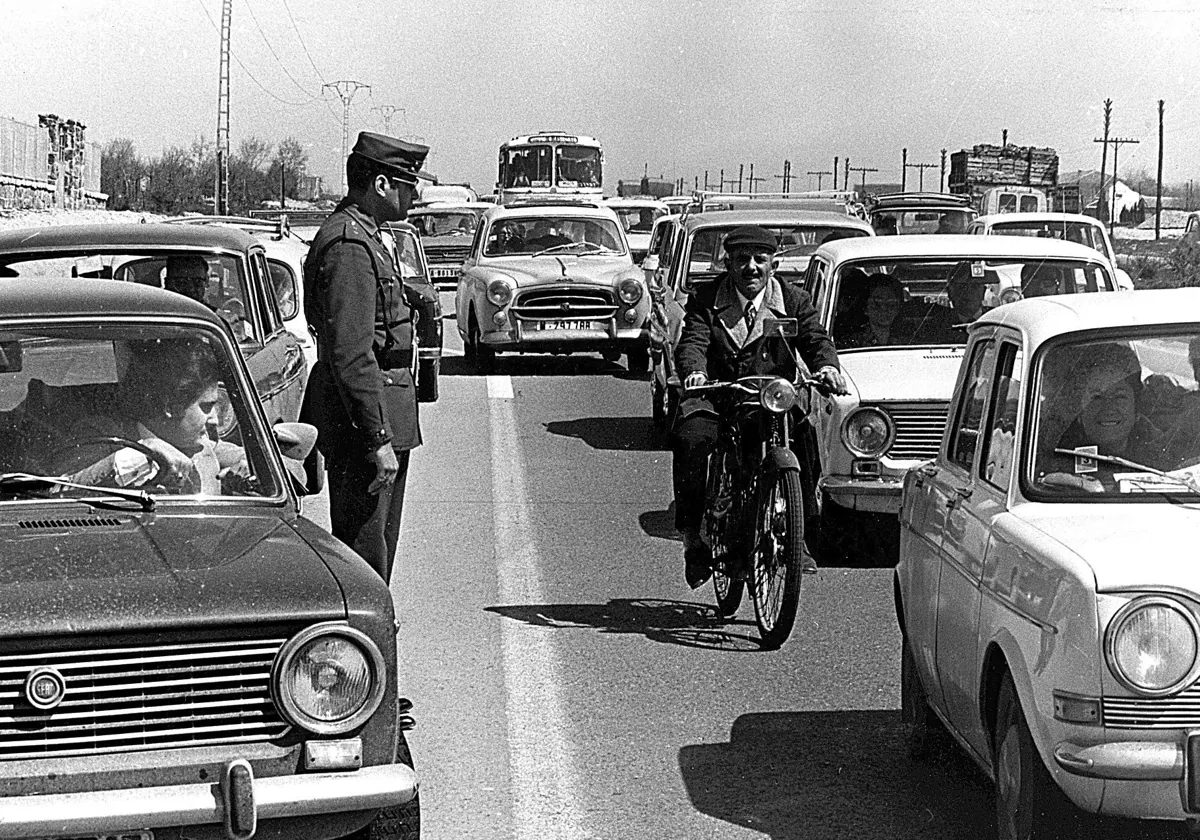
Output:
[538, 320, 596, 331]
[430, 267, 457, 278]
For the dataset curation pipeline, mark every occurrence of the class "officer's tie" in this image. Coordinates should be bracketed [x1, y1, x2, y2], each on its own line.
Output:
[744, 301, 757, 327]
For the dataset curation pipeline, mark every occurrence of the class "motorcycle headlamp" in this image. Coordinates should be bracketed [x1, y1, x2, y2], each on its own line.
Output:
[842, 407, 895, 458]
[618, 277, 643, 305]
[1106, 597, 1200, 696]
[487, 278, 514, 307]
[272, 624, 386, 734]
[760, 378, 797, 413]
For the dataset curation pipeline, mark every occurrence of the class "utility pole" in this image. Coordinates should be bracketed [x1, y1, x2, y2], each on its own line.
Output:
[848, 166, 878, 193]
[1106, 136, 1140, 238]
[1094, 98, 1112, 222]
[704, 170, 709, 191]
[940, 149, 947, 192]
[371, 105, 405, 135]
[906, 160, 937, 191]
[747, 163, 767, 194]
[1156, 99, 1164, 241]
[833, 157, 839, 191]
[807, 169, 832, 190]
[774, 160, 792, 194]
[323, 81, 372, 195]
[214, 0, 231, 215]
[738, 164, 744, 192]
[843, 156, 850, 191]
[719, 168, 725, 193]
[901, 148, 907, 192]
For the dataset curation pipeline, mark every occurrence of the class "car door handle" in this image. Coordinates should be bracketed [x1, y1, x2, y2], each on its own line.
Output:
[913, 463, 938, 488]
[946, 485, 973, 507]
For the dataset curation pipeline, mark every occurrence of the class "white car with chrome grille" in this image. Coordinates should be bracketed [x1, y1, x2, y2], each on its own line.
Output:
[896, 288, 1200, 839]
[455, 201, 650, 373]
[801, 235, 1119, 562]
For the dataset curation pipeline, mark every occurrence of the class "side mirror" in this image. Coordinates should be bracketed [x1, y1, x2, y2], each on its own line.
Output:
[642, 254, 660, 273]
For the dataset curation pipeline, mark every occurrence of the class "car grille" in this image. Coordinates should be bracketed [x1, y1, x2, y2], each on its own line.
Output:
[1104, 686, 1200, 729]
[881, 402, 949, 461]
[513, 287, 617, 321]
[0, 638, 289, 759]
[424, 243, 470, 264]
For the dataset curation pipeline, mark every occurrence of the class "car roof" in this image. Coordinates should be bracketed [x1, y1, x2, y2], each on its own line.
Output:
[976, 288, 1200, 350]
[679, 208, 873, 234]
[816, 234, 1108, 263]
[0, 223, 259, 255]
[869, 192, 975, 210]
[974, 212, 1105, 227]
[484, 202, 620, 221]
[0, 275, 227, 323]
[603, 197, 670, 208]
[409, 202, 493, 212]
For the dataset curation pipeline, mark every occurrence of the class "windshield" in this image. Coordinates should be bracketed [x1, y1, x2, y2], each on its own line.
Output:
[410, 211, 481, 238]
[612, 206, 666, 235]
[1028, 331, 1200, 501]
[685, 224, 871, 287]
[871, 208, 973, 235]
[0, 323, 279, 500]
[831, 257, 1113, 348]
[483, 216, 624, 256]
[0, 250, 259, 345]
[988, 220, 1106, 254]
[503, 146, 553, 188]
[555, 145, 601, 188]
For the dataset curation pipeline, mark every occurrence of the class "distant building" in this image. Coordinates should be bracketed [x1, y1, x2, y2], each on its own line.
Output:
[0, 113, 104, 209]
[297, 174, 323, 202]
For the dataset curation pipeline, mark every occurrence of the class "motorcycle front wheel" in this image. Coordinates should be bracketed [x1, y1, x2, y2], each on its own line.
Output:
[704, 439, 744, 619]
[751, 466, 804, 649]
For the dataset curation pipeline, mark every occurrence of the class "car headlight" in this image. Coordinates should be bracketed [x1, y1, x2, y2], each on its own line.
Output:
[487, 278, 514, 307]
[760, 378, 796, 413]
[841, 407, 895, 458]
[1106, 597, 1200, 695]
[272, 624, 386, 734]
[618, 277, 643, 305]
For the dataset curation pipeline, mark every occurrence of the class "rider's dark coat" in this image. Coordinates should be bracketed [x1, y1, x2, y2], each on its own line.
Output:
[675, 272, 839, 385]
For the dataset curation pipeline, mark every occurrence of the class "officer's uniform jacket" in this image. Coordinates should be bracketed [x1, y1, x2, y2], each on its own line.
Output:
[675, 272, 839, 386]
[301, 198, 420, 454]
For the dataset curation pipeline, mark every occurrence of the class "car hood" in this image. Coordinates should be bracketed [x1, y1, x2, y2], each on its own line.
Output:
[492, 256, 636, 287]
[840, 347, 966, 402]
[0, 510, 346, 636]
[1015, 505, 1200, 593]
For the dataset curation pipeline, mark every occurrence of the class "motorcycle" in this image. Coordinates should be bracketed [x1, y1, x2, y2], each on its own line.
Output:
[687, 317, 828, 650]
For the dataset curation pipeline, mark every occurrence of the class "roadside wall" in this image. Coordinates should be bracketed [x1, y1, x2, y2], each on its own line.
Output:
[0, 115, 104, 209]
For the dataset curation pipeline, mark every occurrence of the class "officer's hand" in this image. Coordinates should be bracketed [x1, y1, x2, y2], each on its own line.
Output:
[815, 365, 850, 396]
[683, 372, 708, 391]
[367, 444, 399, 494]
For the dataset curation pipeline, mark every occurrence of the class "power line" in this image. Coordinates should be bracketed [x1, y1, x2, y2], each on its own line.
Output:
[281, 0, 328, 86]
[242, 0, 320, 100]
[195, 0, 314, 107]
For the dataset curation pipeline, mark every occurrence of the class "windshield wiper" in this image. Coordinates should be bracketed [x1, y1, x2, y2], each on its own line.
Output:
[0, 472, 156, 511]
[1053, 448, 1200, 494]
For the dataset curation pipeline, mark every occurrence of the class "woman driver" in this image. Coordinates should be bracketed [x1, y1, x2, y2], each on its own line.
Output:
[58, 338, 249, 494]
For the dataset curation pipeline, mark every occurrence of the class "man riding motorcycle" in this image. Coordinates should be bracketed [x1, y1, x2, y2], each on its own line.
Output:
[671, 225, 848, 588]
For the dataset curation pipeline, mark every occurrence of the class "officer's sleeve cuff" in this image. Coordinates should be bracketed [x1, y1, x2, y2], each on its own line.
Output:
[364, 428, 393, 453]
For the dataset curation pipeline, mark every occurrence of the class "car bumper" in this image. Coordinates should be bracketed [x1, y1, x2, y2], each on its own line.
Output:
[818, 475, 903, 513]
[482, 322, 649, 352]
[1054, 740, 1182, 781]
[0, 761, 417, 838]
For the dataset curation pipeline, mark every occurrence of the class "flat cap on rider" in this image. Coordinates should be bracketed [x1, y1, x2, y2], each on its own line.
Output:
[723, 225, 778, 254]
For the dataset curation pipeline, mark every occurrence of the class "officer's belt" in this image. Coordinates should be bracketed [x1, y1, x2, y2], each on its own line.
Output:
[375, 346, 413, 370]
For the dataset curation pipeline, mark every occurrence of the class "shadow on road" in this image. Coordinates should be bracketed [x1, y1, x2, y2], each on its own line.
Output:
[638, 505, 679, 541]
[486, 598, 763, 651]
[680, 711, 1185, 839]
[543, 416, 663, 451]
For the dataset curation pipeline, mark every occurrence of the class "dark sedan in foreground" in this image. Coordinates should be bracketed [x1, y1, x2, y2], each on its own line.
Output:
[0, 280, 417, 839]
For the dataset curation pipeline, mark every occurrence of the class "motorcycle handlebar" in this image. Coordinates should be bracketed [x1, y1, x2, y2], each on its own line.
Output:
[683, 375, 832, 399]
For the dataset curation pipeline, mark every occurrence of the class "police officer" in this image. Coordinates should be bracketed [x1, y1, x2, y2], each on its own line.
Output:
[301, 131, 429, 582]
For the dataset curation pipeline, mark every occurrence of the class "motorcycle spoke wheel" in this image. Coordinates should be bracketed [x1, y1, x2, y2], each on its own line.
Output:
[704, 443, 744, 619]
[751, 469, 804, 649]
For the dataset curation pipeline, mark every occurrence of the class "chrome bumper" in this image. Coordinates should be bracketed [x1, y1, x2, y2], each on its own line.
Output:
[1054, 741, 1183, 780]
[819, 476, 903, 513]
[0, 762, 417, 838]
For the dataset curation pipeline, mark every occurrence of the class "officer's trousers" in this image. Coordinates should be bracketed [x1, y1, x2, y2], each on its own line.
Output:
[327, 448, 411, 583]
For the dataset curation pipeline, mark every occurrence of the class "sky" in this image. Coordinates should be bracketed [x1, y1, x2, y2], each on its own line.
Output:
[2, 0, 1200, 196]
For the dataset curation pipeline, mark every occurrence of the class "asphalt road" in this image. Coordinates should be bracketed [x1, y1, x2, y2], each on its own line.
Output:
[301, 294, 1183, 839]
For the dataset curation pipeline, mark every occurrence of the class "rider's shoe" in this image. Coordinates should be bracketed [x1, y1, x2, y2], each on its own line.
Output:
[681, 528, 713, 589]
[801, 551, 819, 575]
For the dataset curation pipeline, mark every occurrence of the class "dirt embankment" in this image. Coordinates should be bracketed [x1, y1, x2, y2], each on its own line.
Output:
[0, 209, 169, 231]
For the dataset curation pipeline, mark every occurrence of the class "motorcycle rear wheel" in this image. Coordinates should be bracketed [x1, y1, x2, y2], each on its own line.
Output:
[751, 467, 804, 650]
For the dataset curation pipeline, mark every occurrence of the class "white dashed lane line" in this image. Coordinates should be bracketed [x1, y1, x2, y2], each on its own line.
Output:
[487, 375, 514, 400]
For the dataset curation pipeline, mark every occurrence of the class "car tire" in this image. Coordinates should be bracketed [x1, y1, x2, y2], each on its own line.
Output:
[626, 346, 650, 374]
[468, 313, 494, 375]
[900, 636, 945, 760]
[994, 674, 1078, 840]
[344, 731, 420, 840]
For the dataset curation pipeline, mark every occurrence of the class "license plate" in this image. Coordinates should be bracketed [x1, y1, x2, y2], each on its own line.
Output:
[538, 320, 596, 331]
[430, 267, 457, 278]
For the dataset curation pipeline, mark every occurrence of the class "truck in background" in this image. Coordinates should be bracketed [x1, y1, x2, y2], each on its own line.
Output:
[949, 143, 1080, 215]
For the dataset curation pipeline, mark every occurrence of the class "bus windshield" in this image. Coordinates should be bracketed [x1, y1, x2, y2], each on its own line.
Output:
[555, 145, 601, 188]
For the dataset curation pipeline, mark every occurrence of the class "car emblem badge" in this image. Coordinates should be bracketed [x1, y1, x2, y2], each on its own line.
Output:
[25, 667, 66, 710]
[560, 302, 572, 313]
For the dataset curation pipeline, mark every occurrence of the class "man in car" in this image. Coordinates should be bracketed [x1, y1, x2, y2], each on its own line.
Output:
[301, 131, 430, 583]
[672, 225, 848, 588]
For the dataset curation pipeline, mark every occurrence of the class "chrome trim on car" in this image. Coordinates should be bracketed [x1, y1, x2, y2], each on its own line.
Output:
[271, 623, 386, 735]
[1104, 682, 1200, 728]
[512, 287, 617, 321]
[0, 639, 289, 759]
[1105, 596, 1200, 698]
[878, 402, 949, 460]
[1053, 740, 1182, 780]
[0, 762, 417, 838]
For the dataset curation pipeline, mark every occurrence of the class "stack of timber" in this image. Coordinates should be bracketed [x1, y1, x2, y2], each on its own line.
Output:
[948, 144, 1059, 191]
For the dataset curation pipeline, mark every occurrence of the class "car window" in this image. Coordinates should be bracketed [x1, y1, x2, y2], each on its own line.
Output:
[251, 252, 281, 337]
[410, 211, 480, 237]
[981, 342, 1023, 489]
[267, 258, 298, 321]
[483, 216, 623, 256]
[806, 258, 829, 306]
[612, 206, 666, 234]
[948, 339, 997, 471]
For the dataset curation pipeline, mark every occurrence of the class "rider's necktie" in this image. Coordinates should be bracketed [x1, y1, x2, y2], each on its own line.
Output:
[744, 301, 757, 327]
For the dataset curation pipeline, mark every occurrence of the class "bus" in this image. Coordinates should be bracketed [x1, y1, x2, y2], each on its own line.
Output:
[497, 132, 602, 204]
